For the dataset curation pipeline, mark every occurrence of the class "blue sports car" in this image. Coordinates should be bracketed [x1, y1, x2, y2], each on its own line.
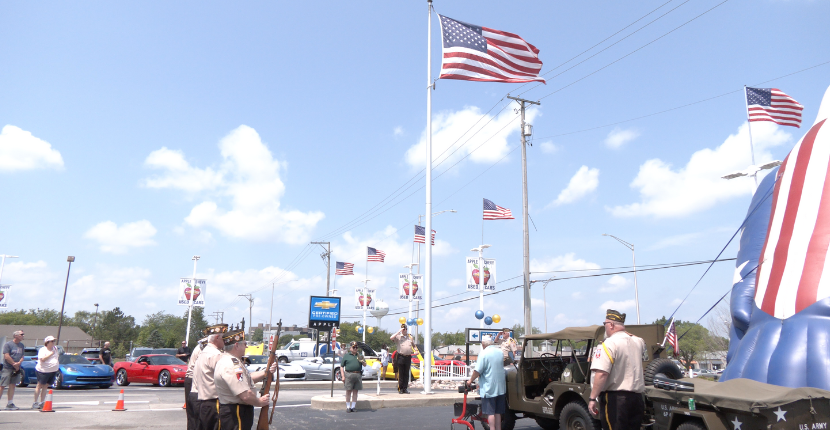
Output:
[19, 354, 114, 389]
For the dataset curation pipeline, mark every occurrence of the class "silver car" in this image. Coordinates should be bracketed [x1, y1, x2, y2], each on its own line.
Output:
[297, 356, 378, 381]
[243, 355, 306, 381]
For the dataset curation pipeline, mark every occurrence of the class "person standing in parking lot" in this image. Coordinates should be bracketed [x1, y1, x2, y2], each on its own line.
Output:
[186, 335, 209, 430]
[379, 344, 390, 380]
[390, 324, 414, 394]
[99, 342, 112, 367]
[588, 309, 646, 430]
[0, 330, 25, 410]
[194, 324, 228, 430]
[177, 340, 191, 362]
[340, 341, 365, 412]
[215, 330, 276, 430]
[33, 336, 59, 409]
[467, 335, 506, 430]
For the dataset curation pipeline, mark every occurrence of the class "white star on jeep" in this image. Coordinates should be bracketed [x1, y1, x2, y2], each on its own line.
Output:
[731, 416, 743, 430]
[774, 407, 787, 422]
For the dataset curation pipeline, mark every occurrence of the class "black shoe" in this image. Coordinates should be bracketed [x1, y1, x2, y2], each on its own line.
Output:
[347, 407, 352, 413]
[350, 408, 356, 412]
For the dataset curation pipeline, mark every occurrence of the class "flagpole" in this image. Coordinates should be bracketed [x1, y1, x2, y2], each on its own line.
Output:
[661, 317, 674, 347]
[423, 0, 434, 395]
[364, 248, 369, 342]
[744, 85, 758, 187]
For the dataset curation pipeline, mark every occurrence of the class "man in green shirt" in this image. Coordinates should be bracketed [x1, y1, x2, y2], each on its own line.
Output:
[340, 341, 365, 413]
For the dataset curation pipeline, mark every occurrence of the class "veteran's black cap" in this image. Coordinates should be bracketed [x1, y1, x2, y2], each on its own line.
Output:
[203, 324, 229, 336]
[606, 309, 626, 323]
[222, 329, 245, 346]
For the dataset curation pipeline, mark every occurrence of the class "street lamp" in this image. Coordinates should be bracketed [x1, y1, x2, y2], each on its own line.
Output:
[92, 303, 99, 347]
[404, 263, 418, 327]
[603, 234, 640, 324]
[541, 278, 554, 334]
[56, 256, 75, 346]
[184, 256, 200, 346]
[471, 244, 491, 328]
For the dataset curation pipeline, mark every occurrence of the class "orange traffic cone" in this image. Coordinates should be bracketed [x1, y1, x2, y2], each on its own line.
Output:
[112, 389, 127, 411]
[40, 389, 55, 412]
[182, 402, 186, 409]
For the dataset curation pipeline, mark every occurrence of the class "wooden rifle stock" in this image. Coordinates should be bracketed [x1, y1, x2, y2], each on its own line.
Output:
[256, 320, 281, 430]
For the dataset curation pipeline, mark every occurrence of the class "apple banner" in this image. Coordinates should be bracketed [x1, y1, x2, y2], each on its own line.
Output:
[177, 278, 206, 307]
[398, 274, 423, 301]
[353, 287, 375, 310]
[0, 285, 10, 309]
[466, 257, 496, 291]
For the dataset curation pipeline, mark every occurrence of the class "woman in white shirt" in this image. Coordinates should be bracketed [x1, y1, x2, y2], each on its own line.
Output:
[380, 344, 389, 381]
[33, 336, 60, 409]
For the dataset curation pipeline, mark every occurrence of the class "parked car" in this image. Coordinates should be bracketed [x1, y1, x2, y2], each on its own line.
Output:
[22, 347, 39, 361]
[243, 355, 306, 381]
[114, 354, 187, 387]
[80, 348, 102, 364]
[296, 356, 377, 381]
[273, 338, 317, 363]
[126, 347, 153, 362]
[19, 354, 113, 389]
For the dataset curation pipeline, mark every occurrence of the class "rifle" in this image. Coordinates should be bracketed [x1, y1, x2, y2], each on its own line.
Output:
[256, 319, 281, 430]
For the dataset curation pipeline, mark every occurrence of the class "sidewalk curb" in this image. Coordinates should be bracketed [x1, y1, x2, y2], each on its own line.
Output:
[256, 380, 399, 390]
[311, 392, 465, 410]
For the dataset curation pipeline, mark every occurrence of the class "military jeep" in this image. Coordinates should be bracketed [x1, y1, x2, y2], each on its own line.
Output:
[503, 324, 681, 430]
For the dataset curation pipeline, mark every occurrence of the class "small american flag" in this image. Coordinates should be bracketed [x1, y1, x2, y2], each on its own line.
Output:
[746, 87, 803, 128]
[483, 198, 514, 220]
[335, 262, 354, 275]
[438, 15, 545, 84]
[414, 225, 436, 245]
[665, 318, 679, 356]
[367, 247, 386, 263]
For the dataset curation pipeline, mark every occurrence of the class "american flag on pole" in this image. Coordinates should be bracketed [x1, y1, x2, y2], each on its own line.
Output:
[483, 198, 514, 220]
[335, 262, 354, 275]
[746, 87, 803, 128]
[367, 247, 386, 263]
[665, 318, 679, 356]
[438, 15, 545, 84]
[414, 225, 436, 245]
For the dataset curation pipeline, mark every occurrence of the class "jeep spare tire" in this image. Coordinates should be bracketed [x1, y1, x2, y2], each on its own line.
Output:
[644, 358, 683, 385]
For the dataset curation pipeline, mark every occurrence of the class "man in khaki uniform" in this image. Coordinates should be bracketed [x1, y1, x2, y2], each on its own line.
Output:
[390, 324, 414, 394]
[588, 309, 646, 430]
[185, 335, 208, 430]
[194, 324, 228, 430]
[497, 328, 518, 365]
[215, 330, 276, 430]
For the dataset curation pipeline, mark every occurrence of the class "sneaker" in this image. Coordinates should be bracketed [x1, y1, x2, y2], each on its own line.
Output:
[350, 408, 356, 412]
[31, 403, 38, 409]
[5, 403, 19, 411]
[38, 402, 44, 410]
[346, 407, 352, 413]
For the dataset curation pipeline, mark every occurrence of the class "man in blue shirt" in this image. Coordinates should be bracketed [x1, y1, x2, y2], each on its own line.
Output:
[467, 335, 506, 430]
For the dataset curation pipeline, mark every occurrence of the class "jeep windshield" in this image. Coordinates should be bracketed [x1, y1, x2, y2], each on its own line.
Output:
[521, 339, 593, 358]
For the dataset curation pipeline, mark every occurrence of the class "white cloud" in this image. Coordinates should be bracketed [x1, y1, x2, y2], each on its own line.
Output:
[599, 299, 636, 312]
[405, 105, 537, 169]
[608, 122, 792, 218]
[549, 166, 599, 207]
[540, 141, 559, 154]
[604, 127, 640, 149]
[0, 125, 64, 172]
[648, 232, 704, 250]
[530, 253, 600, 280]
[143, 125, 325, 244]
[571, 292, 583, 299]
[394, 126, 404, 137]
[83, 220, 157, 254]
[599, 275, 631, 293]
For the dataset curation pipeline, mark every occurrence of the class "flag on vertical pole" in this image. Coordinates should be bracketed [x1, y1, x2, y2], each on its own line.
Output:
[335, 262, 354, 275]
[414, 225, 436, 245]
[663, 318, 679, 356]
[483, 198, 515, 220]
[367, 247, 386, 262]
[746, 87, 803, 128]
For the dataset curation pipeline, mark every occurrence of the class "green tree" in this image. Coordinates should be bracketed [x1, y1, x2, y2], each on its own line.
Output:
[185, 307, 209, 347]
[97, 307, 139, 358]
[510, 323, 541, 336]
[69, 310, 96, 335]
[147, 329, 165, 348]
[0, 308, 63, 325]
[253, 327, 264, 343]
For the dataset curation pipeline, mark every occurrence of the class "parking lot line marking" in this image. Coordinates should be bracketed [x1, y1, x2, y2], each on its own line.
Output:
[103, 401, 151, 404]
[54, 401, 101, 405]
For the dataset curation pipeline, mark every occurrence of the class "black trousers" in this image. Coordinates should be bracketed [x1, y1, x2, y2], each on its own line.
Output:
[188, 392, 201, 430]
[219, 403, 255, 430]
[395, 354, 411, 392]
[184, 378, 195, 430]
[599, 390, 644, 430]
[198, 398, 220, 430]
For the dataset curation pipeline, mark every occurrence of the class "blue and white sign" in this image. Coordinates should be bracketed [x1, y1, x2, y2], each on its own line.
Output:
[465, 328, 505, 344]
[309, 296, 341, 329]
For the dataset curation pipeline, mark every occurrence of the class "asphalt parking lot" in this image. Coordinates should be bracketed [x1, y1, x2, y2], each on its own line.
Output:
[0, 385, 547, 429]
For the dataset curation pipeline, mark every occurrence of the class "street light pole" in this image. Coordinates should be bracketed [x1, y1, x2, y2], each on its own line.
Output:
[184, 256, 200, 346]
[92, 303, 99, 348]
[239, 294, 254, 337]
[471, 245, 491, 328]
[541, 279, 553, 334]
[404, 263, 418, 323]
[56, 256, 75, 346]
[603, 234, 640, 324]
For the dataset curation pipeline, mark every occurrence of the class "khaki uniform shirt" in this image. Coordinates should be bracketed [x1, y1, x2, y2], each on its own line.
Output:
[590, 331, 646, 393]
[393, 333, 414, 356]
[194, 344, 224, 400]
[186, 343, 204, 380]
[215, 353, 255, 405]
[500, 337, 518, 359]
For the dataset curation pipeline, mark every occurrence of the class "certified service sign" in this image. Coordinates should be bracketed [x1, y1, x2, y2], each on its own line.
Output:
[309, 296, 341, 329]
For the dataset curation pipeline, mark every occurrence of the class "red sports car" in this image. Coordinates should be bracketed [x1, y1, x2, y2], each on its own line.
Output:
[115, 354, 187, 387]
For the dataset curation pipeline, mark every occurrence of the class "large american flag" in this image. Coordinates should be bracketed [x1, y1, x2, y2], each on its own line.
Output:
[746, 87, 803, 128]
[754, 118, 830, 318]
[483, 198, 514, 220]
[335, 262, 354, 276]
[438, 15, 545, 84]
[665, 318, 679, 356]
[367, 247, 386, 263]
[414, 225, 436, 245]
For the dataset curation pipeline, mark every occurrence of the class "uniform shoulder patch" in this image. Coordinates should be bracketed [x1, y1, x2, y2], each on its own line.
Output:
[230, 357, 240, 365]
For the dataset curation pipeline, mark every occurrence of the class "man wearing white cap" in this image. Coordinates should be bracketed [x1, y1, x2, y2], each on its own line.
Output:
[33, 336, 60, 409]
[467, 335, 506, 430]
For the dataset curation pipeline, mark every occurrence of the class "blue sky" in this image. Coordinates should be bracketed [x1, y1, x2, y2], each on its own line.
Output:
[1, 1, 828, 337]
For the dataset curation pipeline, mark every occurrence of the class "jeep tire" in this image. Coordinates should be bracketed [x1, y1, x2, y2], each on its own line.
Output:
[644, 358, 683, 386]
[677, 421, 706, 430]
[559, 401, 600, 430]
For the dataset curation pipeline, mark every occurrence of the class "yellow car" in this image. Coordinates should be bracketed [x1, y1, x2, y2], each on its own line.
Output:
[365, 349, 435, 380]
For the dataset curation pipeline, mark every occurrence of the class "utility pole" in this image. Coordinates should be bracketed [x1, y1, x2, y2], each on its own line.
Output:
[208, 311, 224, 324]
[507, 95, 539, 339]
[239, 294, 253, 337]
[311, 242, 331, 296]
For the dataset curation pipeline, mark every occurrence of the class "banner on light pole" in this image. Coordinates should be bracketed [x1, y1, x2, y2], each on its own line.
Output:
[354, 288, 376, 310]
[177, 278, 206, 307]
[398, 274, 423, 301]
[0, 285, 9, 309]
[466, 258, 496, 291]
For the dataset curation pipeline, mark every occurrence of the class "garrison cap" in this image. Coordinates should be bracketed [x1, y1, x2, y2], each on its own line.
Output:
[606, 309, 626, 323]
[222, 329, 246, 346]
[203, 323, 229, 336]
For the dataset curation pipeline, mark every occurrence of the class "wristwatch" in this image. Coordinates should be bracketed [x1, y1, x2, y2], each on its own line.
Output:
[589, 398, 598, 402]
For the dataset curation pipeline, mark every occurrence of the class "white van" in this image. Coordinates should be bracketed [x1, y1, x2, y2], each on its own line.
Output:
[274, 338, 317, 363]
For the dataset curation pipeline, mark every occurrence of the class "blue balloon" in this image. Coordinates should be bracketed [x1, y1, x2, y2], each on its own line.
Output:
[357, 327, 364, 334]
[475, 310, 485, 320]
[408, 318, 416, 326]
[484, 316, 493, 325]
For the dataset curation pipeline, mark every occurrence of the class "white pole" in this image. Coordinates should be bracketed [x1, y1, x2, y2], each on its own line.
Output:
[423, 0, 434, 395]
[408, 266, 414, 322]
[631, 246, 641, 325]
[364, 248, 369, 343]
[478, 248, 484, 329]
[744, 85, 758, 187]
[185, 256, 200, 346]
